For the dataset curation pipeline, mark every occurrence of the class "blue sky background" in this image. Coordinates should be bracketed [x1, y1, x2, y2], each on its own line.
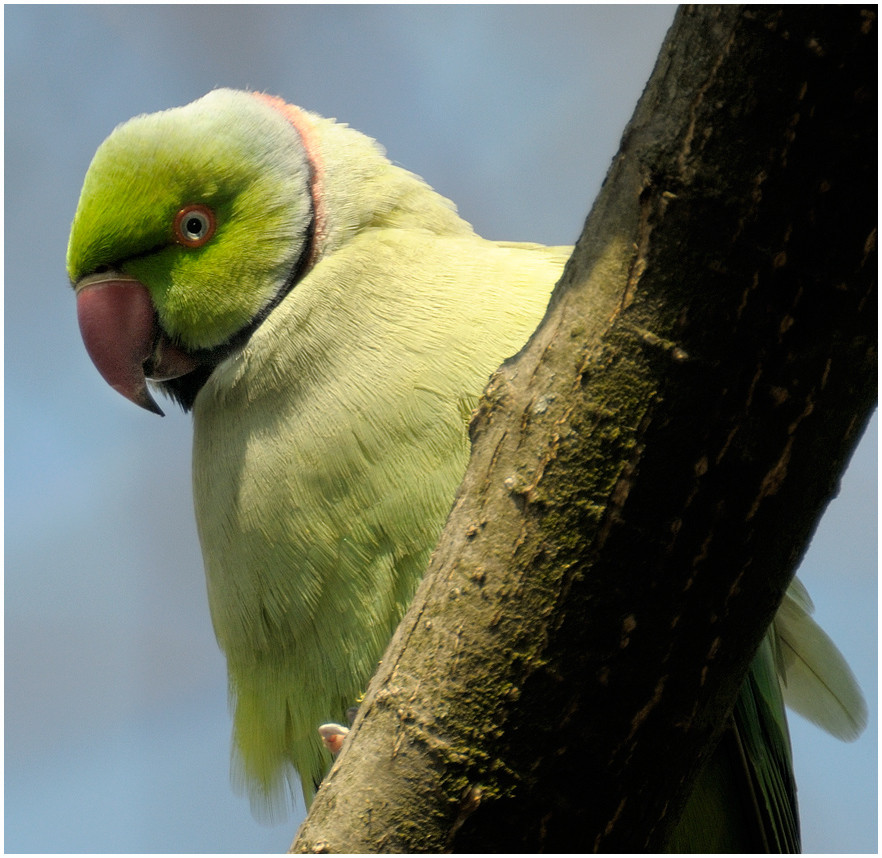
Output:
[5, 5, 876, 853]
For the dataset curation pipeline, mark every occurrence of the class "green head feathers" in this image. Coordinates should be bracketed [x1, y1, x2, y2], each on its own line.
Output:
[67, 89, 314, 351]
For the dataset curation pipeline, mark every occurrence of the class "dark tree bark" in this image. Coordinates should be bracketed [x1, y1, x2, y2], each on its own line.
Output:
[292, 5, 876, 852]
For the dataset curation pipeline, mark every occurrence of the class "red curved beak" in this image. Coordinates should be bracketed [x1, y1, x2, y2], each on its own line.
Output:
[75, 274, 197, 416]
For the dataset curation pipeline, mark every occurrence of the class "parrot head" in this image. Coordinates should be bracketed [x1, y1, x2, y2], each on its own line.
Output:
[67, 89, 319, 415]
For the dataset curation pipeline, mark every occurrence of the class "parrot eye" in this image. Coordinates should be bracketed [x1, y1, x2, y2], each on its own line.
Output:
[173, 204, 217, 248]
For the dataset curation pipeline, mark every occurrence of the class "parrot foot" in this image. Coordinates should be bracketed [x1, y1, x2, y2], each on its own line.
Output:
[319, 703, 360, 754]
[318, 723, 350, 755]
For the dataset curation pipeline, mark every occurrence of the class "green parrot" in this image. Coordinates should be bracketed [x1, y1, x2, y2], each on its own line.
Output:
[67, 89, 865, 849]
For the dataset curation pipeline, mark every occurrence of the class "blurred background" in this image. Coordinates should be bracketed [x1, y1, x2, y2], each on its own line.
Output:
[5, 5, 876, 853]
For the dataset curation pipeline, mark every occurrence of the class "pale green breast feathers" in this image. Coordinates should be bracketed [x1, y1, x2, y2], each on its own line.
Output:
[67, 89, 567, 815]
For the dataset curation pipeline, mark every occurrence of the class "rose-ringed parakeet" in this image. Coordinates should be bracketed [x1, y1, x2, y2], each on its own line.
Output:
[67, 90, 865, 849]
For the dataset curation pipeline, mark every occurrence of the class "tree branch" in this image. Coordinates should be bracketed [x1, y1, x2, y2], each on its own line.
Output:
[292, 5, 876, 851]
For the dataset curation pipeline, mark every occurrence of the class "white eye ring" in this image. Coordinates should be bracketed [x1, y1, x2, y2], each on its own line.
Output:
[173, 204, 217, 247]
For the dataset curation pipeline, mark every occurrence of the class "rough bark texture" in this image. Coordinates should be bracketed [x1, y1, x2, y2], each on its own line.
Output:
[292, 5, 876, 852]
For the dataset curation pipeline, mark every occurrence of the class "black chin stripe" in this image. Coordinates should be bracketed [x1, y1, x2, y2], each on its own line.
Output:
[160, 364, 215, 412]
